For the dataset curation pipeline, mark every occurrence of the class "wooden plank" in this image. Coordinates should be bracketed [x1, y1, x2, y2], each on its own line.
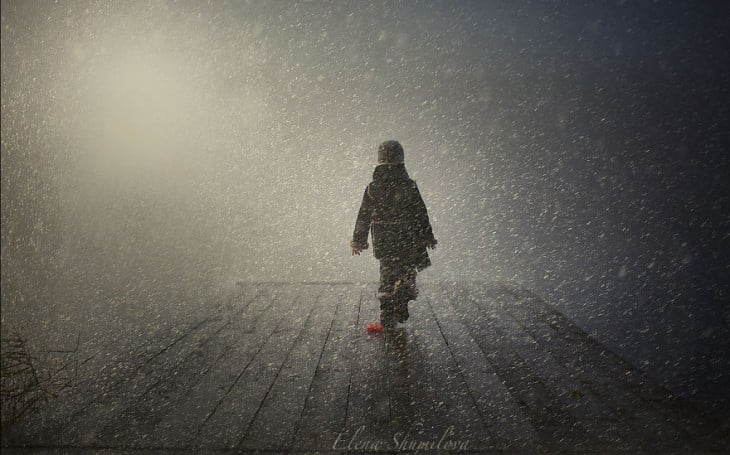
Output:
[40, 298, 240, 447]
[6, 282, 726, 453]
[406, 286, 496, 450]
[101, 284, 283, 450]
[427, 284, 539, 450]
[4, 286, 252, 446]
[292, 285, 360, 451]
[388, 287, 493, 451]
[341, 284, 392, 451]
[140, 286, 276, 448]
[193, 283, 320, 449]
[329, 283, 365, 333]
[492, 285, 717, 451]
[86, 284, 256, 392]
[447, 283, 605, 451]
[463, 288, 631, 450]
[237, 284, 339, 450]
[515, 287, 726, 449]
[185, 283, 304, 448]
[385, 327, 440, 443]
[91, 288, 267, 447]
[316, 284, 362, 372]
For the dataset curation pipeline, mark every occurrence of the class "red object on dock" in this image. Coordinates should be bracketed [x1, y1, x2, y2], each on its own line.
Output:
[366, 323, 383, 333]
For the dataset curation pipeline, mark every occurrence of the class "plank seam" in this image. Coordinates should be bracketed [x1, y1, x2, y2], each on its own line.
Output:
[236, 286, 325, 447]
[289, 286, 342, 446]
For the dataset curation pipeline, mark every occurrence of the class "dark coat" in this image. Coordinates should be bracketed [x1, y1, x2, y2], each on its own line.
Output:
[352, 164, 436, 270]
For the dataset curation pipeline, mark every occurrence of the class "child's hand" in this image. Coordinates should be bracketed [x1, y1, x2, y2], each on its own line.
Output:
[350, 240, 363, 256]
[427, 239, 438, 250]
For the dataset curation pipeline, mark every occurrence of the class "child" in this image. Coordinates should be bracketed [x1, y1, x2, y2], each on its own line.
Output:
[351, 140, 437, 328]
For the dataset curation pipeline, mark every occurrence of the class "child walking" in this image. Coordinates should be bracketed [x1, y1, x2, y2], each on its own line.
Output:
[351, 140, 437, 328]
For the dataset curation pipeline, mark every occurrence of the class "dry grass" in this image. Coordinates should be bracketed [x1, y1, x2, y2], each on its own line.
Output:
[0, 327, 79, 430]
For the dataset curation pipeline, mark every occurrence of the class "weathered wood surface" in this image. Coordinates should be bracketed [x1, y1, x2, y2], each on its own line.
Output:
[2, 282, 727, 453]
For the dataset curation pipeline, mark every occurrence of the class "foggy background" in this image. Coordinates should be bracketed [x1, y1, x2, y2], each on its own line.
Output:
[2, 1, 728, 419]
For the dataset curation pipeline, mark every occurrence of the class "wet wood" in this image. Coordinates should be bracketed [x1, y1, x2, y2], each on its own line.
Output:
[2, 282, 726, 453]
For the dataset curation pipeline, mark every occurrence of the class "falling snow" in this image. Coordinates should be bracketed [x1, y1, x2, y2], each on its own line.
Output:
[1, 0, 728, 449]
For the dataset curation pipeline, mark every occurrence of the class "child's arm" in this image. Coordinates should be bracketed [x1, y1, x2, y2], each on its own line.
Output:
[351, 186, 373, 256]
[412, 182, 437, 248]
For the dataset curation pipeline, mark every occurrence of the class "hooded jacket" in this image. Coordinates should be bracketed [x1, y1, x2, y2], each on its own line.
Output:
[352, 164, 436, 270]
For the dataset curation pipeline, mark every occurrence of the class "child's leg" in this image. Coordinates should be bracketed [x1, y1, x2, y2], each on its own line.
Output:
[393, 266, 417, 322]
[402, 266, 418, 300]
[378, 261, 419, 326]
[377, 261, 398, 327]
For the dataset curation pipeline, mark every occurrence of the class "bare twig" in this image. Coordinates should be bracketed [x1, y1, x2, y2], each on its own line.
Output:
[1, 326, 81, 430]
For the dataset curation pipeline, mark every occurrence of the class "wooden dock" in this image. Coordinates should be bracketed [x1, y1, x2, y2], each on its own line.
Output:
[2, 282, 726, 453]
